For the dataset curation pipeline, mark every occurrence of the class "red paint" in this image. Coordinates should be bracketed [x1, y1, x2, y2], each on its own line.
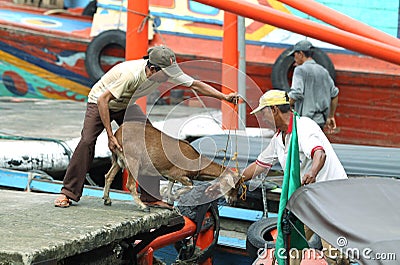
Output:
[150, 0, 174, 8]
[185, 22, 222, 30]
[245, 21, 267, 34]
[38, 86, 86, 101]
[2, 71, 28, 95]
[121, 169, 129, 191]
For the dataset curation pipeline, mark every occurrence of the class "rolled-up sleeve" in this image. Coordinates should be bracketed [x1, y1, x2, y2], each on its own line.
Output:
[256, 137, 279, 168]
[331, 85, 339, 98]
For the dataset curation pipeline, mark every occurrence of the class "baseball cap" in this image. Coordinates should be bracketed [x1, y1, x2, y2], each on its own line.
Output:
[287, 40, 313, 56]
[250, 90, 289, 114]
[147, 46, 193, 84]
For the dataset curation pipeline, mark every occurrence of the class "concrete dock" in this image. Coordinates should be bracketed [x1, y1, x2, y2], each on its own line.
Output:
[0, 189, 183, 265]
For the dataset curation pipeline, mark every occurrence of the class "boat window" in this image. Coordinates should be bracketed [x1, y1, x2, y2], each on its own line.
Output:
[188, 0, 219, 16]
[150, 0, 174, 8]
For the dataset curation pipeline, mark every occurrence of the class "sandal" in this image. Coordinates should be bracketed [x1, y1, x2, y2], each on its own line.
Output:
[54, 195, 70, 208]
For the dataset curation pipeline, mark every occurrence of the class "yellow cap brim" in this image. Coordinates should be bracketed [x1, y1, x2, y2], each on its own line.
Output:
[251, 89, 289, 114]
[250, 105, 267, 115]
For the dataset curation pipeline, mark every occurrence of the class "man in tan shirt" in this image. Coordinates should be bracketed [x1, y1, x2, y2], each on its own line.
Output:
[54, 46, 238, 208]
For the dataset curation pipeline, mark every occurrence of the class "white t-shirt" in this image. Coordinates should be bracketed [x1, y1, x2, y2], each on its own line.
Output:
[256, 115, 347, 182]
[88, 59, 194, 111]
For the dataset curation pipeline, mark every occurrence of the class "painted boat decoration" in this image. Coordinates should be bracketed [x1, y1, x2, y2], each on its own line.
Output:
[0, 0, 400, 148]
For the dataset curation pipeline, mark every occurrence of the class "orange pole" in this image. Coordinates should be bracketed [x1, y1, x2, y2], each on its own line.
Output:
[126, 0, 148, 113]
[124, 0, 149, 191]
[194, 0, 400, 65]
[278, 0, 400, 48]
[139, 216, 197, 253]
[222, 12, 238, 130]
[141, 247, 154, 265]
[196, 226, 214, 265]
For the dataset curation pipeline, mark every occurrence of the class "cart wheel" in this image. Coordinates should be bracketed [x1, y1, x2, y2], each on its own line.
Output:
[246, 217, 278, 260]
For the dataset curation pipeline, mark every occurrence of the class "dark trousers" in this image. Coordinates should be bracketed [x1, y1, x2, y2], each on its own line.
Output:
[61, 103, 159, 202]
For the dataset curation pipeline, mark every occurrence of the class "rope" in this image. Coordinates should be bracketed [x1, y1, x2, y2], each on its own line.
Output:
[288, 216, 309, 243]
[98, 4, 151, 32]
[231, 102, 247, 201]
[190, 89, 223, 127]
[26, 170, 54, 192]
[190, 83, 244, 201]
[138, 15, 151, 33]
[190, 88, 233, 181]
[153, 25, 167, 46]
[220, 128, 230, 173]
[125, 8, 148, 17]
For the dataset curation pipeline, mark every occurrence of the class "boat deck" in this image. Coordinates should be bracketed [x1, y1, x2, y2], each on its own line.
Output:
[0, 96, 218, 141]
[0, 3, 92, 39]
[0, 97, 87, 140]
[0, 188, 183, 265]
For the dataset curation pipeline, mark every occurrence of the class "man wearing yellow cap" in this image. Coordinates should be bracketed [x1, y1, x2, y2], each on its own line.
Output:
[54, 45, 239, 208]
[244, 89, 346, 185]
[244, 89, 349, 265]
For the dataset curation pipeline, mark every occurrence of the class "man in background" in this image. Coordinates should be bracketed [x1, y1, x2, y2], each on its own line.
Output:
[287, 39, 339, 133]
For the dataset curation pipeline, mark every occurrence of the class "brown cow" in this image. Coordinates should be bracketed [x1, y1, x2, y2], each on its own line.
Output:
[102, 121, 240, 211]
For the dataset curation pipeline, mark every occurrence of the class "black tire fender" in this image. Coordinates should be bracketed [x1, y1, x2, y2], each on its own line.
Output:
[246, 217, 277, 260]
[81, 0, 97, 17]
[271, 47, 336, 91]
[85, 30, 126, 83]
[174, 202, 220, 263]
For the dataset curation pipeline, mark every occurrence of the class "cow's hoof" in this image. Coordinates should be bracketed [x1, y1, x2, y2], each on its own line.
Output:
[104, 199, 112, 206]
[167, 198, 175, 206]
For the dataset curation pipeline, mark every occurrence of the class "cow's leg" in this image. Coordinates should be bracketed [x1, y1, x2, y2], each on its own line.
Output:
[103, 156, 121, 206]
[161, 180, 176, 205]
[165, 175, 193, 202]
[125, 159, 149, 212]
